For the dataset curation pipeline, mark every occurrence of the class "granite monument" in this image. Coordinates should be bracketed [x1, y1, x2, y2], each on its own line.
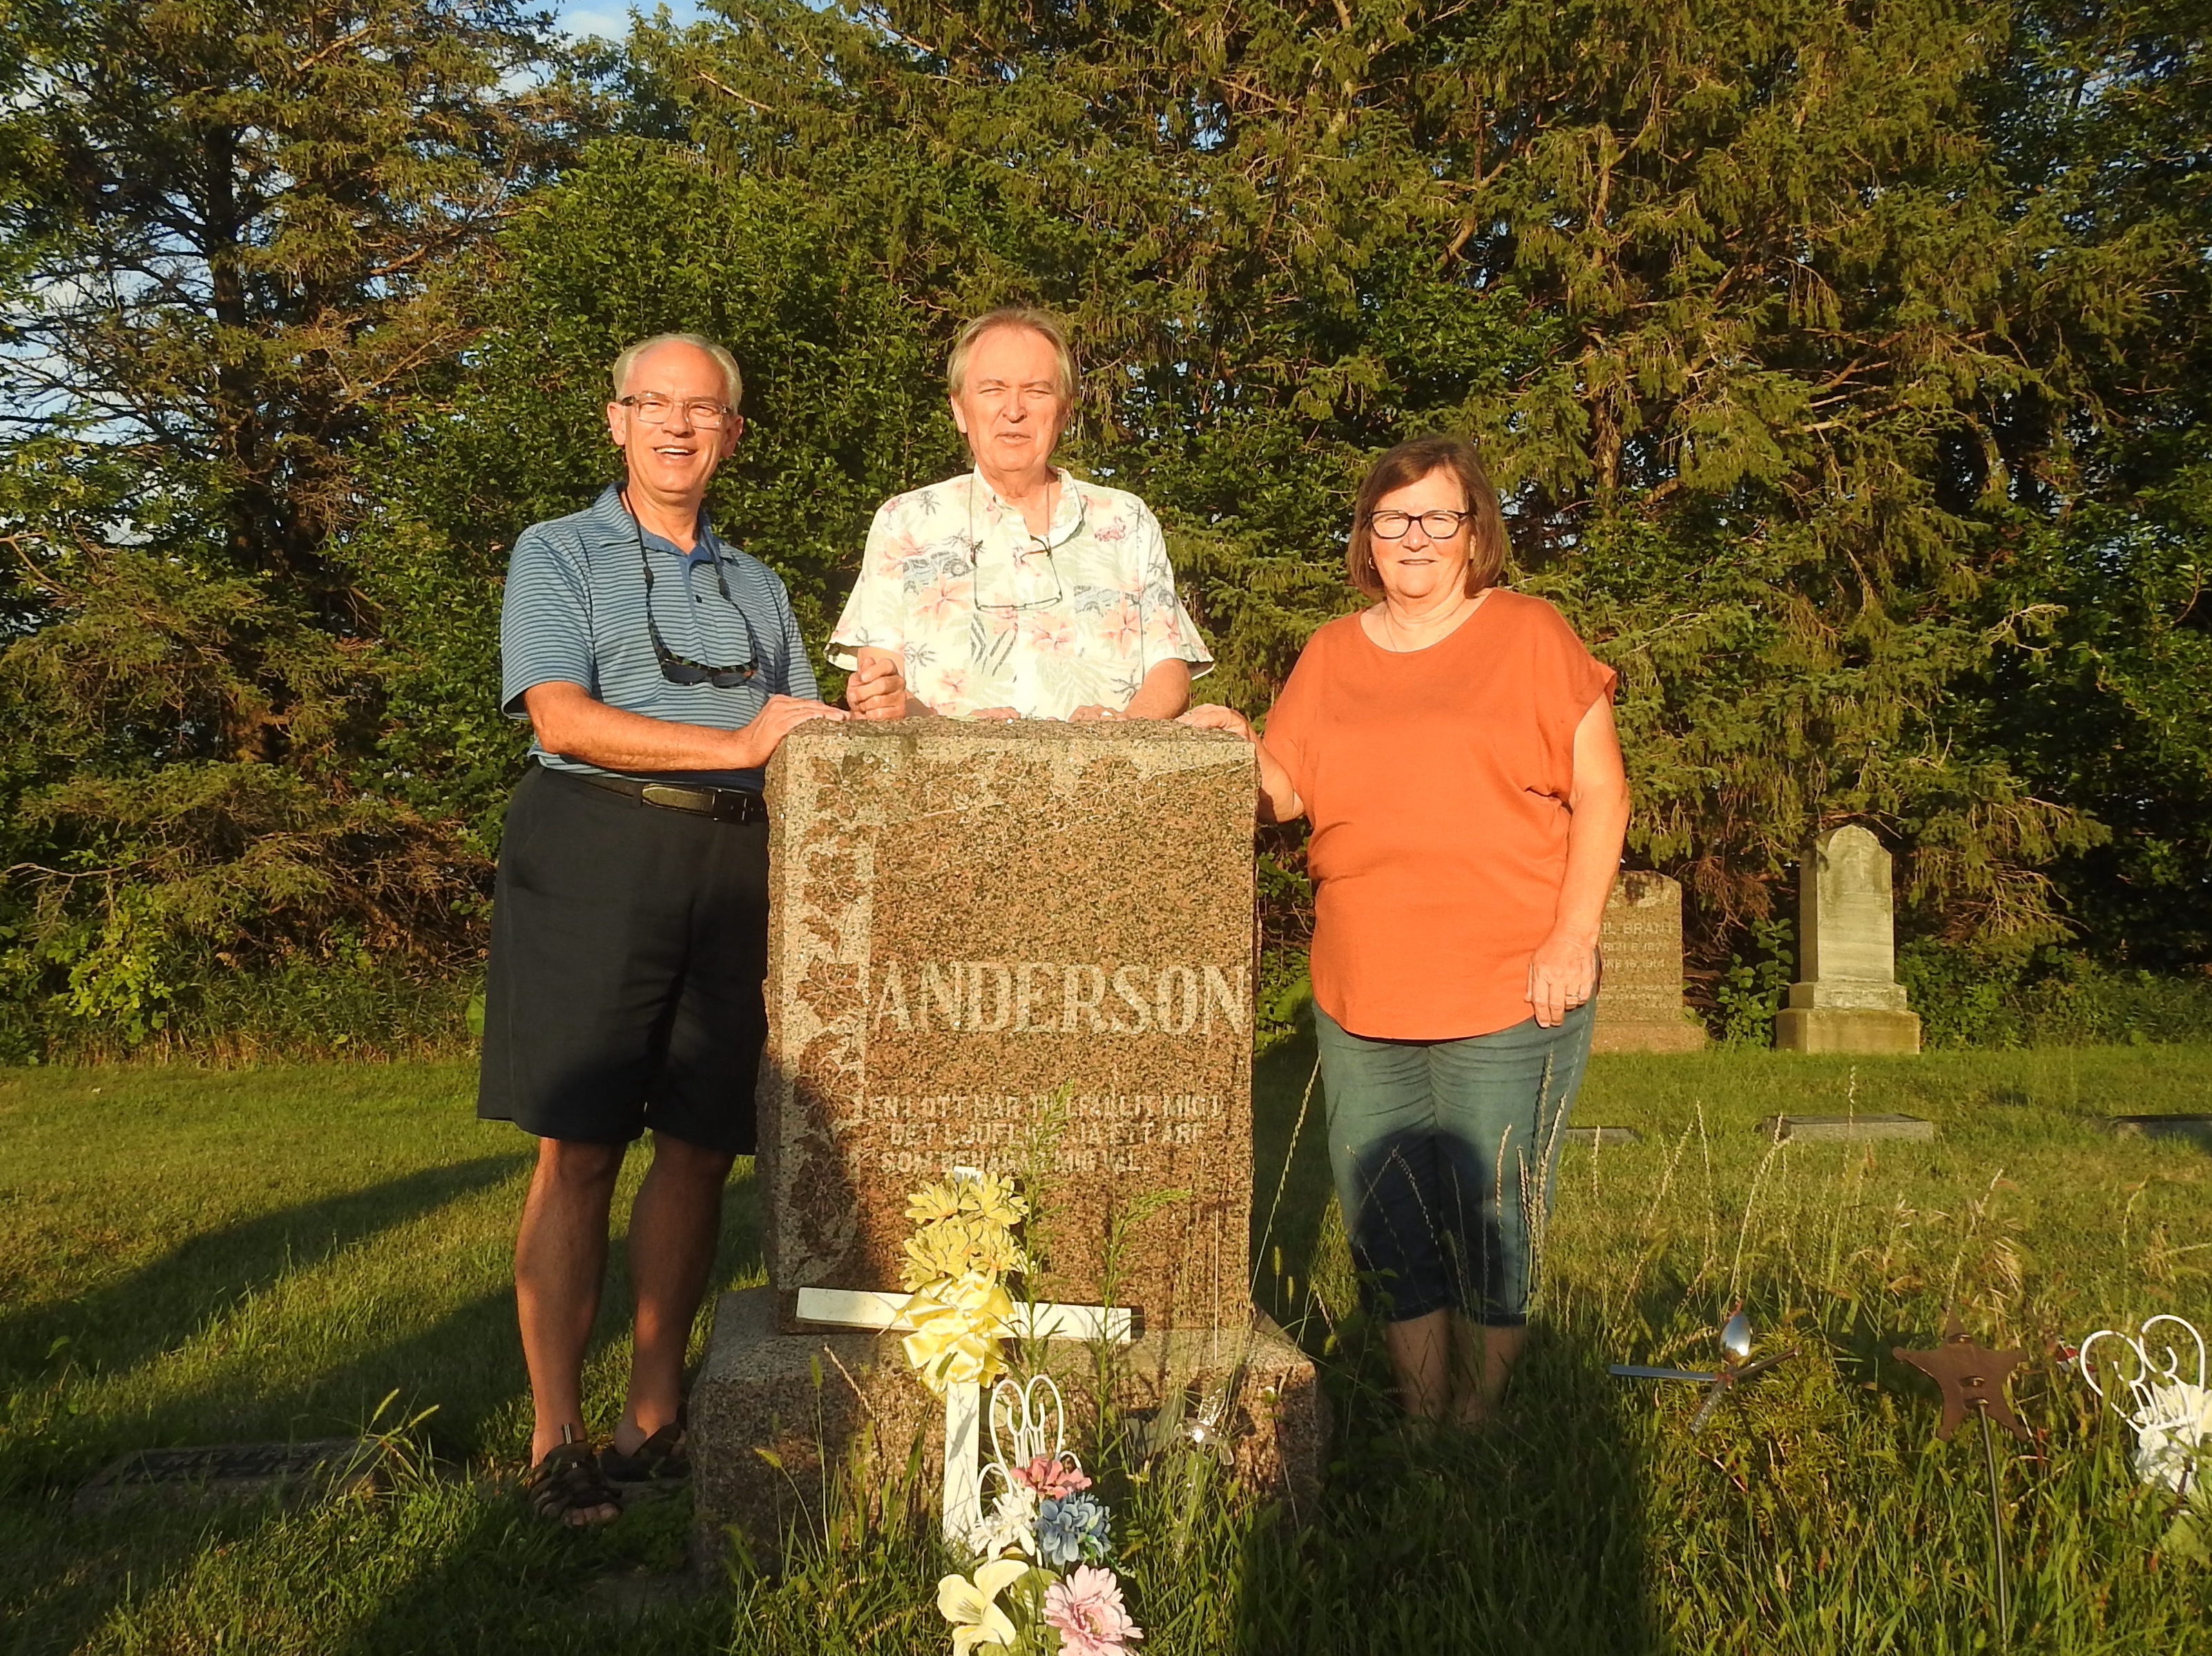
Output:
[1773, 824, 1922, 1054]
[691, 721, 1324, 1558]
[1590, 872, 1706, 1053]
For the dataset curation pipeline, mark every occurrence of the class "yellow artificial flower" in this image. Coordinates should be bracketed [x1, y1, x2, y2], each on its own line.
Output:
[967, 1219, 1027, 1278]
[961, 1171, 1030, 1226]
[902, 1271, 1016, 1395]
[905, 1181, 965, 1224]
[936, 1557, 1028, 1656]
[903, 1219, 979, 1289]
[903, 1216, 1026, 1290]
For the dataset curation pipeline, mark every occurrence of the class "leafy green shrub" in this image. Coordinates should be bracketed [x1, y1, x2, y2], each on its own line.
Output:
[1901, 941, 2212, 1048]
[28, 961, 480, 1065]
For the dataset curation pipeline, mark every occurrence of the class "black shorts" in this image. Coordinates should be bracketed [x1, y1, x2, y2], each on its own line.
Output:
[477, 764, 769, 1154]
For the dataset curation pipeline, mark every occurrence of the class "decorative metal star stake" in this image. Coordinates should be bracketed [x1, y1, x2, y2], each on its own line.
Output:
[1894, 1313, 2030, 1650]
[1894, 1314, 2032, 1443]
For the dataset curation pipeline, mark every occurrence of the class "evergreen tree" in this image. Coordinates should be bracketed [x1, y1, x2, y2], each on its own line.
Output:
[610, 0, 2177, 976]
[0, 0, 578, 1048]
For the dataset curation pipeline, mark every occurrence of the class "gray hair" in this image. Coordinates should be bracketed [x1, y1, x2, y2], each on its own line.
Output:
[946, 307, 1077, 402]
[610, 332, 744, 409]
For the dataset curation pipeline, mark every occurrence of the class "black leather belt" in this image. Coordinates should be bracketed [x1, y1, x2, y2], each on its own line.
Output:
[568, 769, 767, 825]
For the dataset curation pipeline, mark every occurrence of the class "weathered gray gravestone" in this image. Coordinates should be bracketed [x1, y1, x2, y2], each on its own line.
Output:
[689, 722, 1323, 1559]
[1773, 825, 1922, 1055]
[1590, 872, 1706, 1053]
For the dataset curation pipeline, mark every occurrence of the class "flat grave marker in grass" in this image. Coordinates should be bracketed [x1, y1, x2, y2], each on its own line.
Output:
[1566, 1125, 1642, 1146]
[73, 1439, 380, 1512]
[1758, 1113, 1936, 1142]
[2106, 1114, 2212, 1149]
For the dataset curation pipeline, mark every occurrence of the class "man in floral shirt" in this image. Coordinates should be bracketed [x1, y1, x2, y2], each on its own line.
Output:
[831, 308, 1213, 721]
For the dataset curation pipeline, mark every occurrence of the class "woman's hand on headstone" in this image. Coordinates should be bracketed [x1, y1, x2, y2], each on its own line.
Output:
[1176, 703, 1255, 742]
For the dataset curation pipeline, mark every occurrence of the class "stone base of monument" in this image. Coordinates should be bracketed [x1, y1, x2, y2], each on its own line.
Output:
[1773, 1007, 1922, 1054]
[690, 1287, 1325, 1568]
[1589, 1017, 1706, 1055]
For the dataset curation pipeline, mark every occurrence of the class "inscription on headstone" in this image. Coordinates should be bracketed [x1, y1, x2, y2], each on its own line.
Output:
[1774, 825, 1922, 1055]
[1591, 872, 1705, 1053]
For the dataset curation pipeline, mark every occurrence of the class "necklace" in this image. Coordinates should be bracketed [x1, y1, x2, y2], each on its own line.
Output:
[1379, 586, 1488, 653]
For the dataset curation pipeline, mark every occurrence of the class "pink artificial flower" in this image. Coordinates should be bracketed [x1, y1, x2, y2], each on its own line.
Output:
[1044, 1566, 1143, 1656]
[1012, 1454, 1093, 1499]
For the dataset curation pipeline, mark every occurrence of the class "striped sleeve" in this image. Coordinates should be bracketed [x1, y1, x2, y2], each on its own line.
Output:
[773, 572, 820, 702]
[500, 524, 594, 719]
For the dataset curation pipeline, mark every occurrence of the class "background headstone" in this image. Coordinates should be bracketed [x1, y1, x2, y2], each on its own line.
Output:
[1773, 824, 1922, 1054]
[1590, 872, 1706, 1053]
[692, 722, 1323, 1559]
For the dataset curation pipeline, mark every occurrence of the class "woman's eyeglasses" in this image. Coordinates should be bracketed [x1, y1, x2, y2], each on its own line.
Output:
[1366, 509, 1473, 539]
[623, 492, 758, 686]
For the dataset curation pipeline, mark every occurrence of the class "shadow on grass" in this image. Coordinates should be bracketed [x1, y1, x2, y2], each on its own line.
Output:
[0, 1155, 527, 1383]
[1243, 1025, 1655, 1654]
[106, 1156, 766, 1468]
[1229, 1321, 1655, 1655]
[0, 1148, 759, 1656]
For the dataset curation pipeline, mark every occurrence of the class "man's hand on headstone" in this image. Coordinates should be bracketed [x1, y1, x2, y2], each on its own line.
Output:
[847, 648, 910, 722]
[970, 706, 1021, 722]
[737, 695, 846, 767]
[1068, 704, 1119, 722]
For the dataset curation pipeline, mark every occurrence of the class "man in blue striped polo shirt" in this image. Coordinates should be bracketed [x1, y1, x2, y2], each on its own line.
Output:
[477, 332, 881, 1524]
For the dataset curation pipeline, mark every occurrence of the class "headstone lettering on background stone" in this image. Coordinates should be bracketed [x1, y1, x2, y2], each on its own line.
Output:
[1773, 824, 1922, 1054]
[1590, 872, 1706, 1053]
[691, 722, 1323, 1561]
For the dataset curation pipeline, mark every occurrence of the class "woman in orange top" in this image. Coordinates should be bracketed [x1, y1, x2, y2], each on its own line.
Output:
[1183, 436, 1630, 1427]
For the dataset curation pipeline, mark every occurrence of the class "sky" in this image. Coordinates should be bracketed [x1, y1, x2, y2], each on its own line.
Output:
[553, 1, 710, 44]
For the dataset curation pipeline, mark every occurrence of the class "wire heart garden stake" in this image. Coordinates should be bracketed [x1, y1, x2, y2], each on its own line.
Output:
[1610, 1306, 1798, 1436]
[1895, 1314, 2031, 1651]
[2076, 1315, 2210, 1556]
[985, 1372, 1081, 1495]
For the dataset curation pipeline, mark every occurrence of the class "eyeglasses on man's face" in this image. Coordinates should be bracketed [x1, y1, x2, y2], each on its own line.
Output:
[1367, 509, 1474, 540]
[617, 394, 739, 431]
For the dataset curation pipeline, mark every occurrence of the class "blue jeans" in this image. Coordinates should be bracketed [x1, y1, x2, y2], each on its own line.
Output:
[1316, 1000, 1595, 1327]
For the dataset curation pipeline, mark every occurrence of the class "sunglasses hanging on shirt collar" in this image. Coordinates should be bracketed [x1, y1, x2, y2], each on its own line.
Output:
[622, 488, 759, 686]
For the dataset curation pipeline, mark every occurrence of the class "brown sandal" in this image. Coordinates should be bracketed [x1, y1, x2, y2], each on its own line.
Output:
[599, 1421, 689, 1488]
[524, 1427, 622, 1526]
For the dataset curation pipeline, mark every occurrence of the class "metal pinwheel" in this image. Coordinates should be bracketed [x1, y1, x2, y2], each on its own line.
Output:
[1610, 1307, 1798, 1434]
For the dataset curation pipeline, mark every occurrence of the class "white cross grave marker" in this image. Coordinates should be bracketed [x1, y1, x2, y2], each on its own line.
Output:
[792, 1284, 1133, 1541]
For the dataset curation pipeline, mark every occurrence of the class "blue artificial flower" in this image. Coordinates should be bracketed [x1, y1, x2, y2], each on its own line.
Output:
[1037, 1493, 1112, 1568]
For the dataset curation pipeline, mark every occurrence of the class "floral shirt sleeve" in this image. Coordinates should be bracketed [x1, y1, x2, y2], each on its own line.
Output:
[827, 471, 1213, 720]
[827, 497, 919, 666]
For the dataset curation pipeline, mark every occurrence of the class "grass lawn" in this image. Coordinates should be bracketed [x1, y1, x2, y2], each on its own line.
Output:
[2, 1043, 2209, 1653]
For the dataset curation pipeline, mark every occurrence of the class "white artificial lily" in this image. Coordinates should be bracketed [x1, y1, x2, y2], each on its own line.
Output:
[965, 1484, 1041, 1561]
[2134, 1380, 2212, 1498]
